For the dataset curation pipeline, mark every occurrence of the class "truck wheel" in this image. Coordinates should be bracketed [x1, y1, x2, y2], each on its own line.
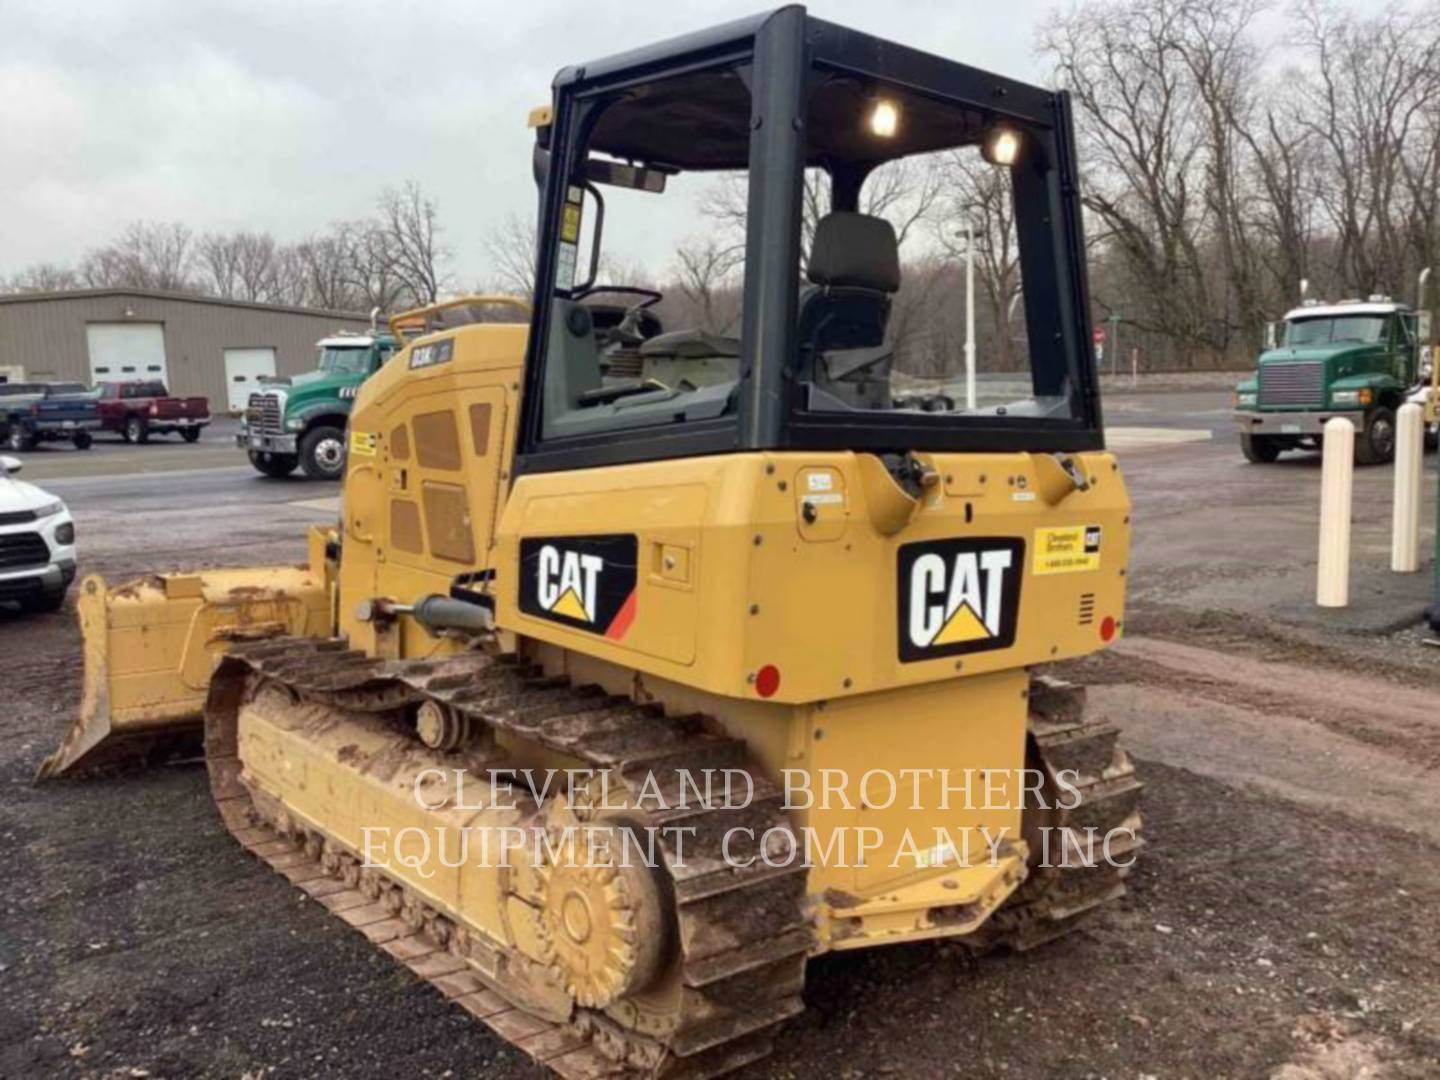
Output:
[181, 428, 201, 443]
[72, 431, 93, 450]
[1354, 406, 1396, 466]
[1240, 431, 1281, 463]
[300, 425, 347, 481]
[249, 450, 298, 478]
[6, 426, 35, 453]
[125, 416, 149, 444]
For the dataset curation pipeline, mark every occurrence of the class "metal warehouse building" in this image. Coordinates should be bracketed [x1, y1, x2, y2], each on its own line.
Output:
[0, 289, 373, 412]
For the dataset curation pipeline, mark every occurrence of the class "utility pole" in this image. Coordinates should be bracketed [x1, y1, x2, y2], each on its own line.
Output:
[964, 213, 976, 410]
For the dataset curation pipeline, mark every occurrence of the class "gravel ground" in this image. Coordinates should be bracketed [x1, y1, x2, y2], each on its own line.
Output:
[5, 600, 1439, 1078]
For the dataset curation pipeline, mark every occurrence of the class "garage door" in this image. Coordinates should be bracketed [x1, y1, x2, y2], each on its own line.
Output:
[87, 323, 168, 386]
[223, 347, 277, 413]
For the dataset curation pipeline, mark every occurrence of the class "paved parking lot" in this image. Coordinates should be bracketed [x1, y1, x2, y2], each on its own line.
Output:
[11, 416, 248, 481]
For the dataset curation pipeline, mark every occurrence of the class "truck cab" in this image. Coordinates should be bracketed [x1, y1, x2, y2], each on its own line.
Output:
[238, 331, 397, 479]
[1234, 298, 1427, 464]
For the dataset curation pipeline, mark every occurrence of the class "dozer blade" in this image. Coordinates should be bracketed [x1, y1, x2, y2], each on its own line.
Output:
[36, 568, 333, 778]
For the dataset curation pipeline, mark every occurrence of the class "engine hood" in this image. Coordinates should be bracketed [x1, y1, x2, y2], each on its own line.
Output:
[0, 473, 61, 514]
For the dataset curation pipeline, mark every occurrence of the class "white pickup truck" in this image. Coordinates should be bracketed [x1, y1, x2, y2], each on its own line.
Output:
[0, 455, 76, 612]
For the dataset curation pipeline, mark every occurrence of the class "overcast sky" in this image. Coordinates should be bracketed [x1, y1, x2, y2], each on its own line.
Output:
[0, 0, 1063, 283]
[0, 0, 1396, 286]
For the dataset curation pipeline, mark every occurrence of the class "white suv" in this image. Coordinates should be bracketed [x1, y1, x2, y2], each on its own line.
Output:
[0, 455, 76, 612]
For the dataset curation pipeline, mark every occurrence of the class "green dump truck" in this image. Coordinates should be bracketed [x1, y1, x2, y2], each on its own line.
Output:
[1234, 296, 1434, 465]
[239, 331, 398, 480]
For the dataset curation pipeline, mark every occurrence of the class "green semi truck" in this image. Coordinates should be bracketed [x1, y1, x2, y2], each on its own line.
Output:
[238, 330, 398, 479]
[1234, 295, 1434, 465]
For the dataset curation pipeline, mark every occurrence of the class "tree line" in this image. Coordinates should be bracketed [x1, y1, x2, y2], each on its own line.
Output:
[1051, 0, 1440, 367]
[0, 181, 449, 314]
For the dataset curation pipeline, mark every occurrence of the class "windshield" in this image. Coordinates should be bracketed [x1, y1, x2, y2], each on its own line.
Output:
[1284, 315, 1388, 347]
[318, 347, 372, 376]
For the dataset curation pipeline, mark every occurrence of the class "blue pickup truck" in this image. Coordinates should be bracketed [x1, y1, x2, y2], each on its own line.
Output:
[0, 383, 101, 452]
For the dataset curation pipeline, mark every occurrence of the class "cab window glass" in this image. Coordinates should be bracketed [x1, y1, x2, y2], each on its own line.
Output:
[538, 63, 750, 442]
[794, 76, 1076, 423]
[1285, 316, 1388, 346]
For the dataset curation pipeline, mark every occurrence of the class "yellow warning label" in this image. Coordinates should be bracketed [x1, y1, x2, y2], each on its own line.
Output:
[561, 203, 582, 244]
[1034, 525, 1101, 575]
[349, 430, 377, 457]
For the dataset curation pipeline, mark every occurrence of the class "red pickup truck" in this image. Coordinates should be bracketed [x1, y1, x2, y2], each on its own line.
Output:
[94, 381, 211, 443]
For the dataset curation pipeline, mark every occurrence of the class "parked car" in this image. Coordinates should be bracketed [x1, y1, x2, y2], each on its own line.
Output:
[0, 383, 100, 452]
[94, 381, 211, 443]
[0, 454, 76, 612]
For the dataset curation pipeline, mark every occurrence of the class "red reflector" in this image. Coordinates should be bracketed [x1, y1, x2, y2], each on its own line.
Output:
[1099, 616, 1117, 642]
[755, 664, 781, 698]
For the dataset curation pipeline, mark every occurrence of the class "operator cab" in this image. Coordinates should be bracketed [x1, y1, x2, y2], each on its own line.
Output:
[518, 5, 1100, 473]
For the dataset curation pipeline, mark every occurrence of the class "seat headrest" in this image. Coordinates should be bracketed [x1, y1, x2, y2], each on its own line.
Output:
[807, 212, 901, 293]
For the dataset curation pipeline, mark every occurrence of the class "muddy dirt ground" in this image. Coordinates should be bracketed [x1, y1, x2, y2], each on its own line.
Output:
[4, 419, 1440, 1078]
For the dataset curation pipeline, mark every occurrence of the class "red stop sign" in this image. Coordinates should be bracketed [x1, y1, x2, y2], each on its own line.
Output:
[1093, 327, 1106, 344]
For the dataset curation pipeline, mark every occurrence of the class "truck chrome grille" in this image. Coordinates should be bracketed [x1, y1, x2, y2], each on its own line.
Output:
[0, 532, 49, 571]
[247, 391, 285, 436]
[1259, 361, 1325, 408]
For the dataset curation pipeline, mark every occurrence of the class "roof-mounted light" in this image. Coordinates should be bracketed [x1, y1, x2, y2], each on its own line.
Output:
[982, 126, 1021, 167]
[868, 99, 899, 138]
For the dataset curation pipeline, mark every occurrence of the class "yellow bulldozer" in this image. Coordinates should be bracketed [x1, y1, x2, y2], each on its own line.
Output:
[39, 8, 1142, 1077]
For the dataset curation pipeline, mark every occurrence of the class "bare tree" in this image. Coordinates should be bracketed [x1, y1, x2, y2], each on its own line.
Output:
[197, 230, 290, 303]
[80, 221, 197, 292]
[672, 236, 744, 334]
[0, 263, 81, 294]
[700, 159, 943, 271]
[293, 228, 359, 311]
[1041, 0, 1219, 362]
[1292, 0, 1440, 299]
[376, 181, 450, 306]
[485, 212, 539, 296]
[1172, 0, 1267, 348]
[932, 153, 1025, 370]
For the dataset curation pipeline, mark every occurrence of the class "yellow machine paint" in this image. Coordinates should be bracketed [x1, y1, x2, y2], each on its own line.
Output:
[37, 553, 333, 778]
[320, 318, 1132, 947]
[42, 11, 1142, 1076]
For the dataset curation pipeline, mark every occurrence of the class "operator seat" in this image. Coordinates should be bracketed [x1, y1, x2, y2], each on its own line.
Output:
[797, 212, 901, 410]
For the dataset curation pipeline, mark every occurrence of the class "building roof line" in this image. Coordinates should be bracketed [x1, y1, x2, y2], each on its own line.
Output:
[0, 287, 375, 321]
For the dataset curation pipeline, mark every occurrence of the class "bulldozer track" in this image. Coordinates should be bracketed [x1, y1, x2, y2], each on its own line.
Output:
[200, 643, 1140, 1077]
[204, 638, 811, 1079]
[964, 677, 1145, 952]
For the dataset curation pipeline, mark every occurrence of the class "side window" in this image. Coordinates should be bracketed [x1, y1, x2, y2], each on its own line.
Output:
[537, 63, 751, 443]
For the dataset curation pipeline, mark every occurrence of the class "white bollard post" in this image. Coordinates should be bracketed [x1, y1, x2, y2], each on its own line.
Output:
[1392, 402, 1423, 572]
[1317, 417, 1355, 607]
